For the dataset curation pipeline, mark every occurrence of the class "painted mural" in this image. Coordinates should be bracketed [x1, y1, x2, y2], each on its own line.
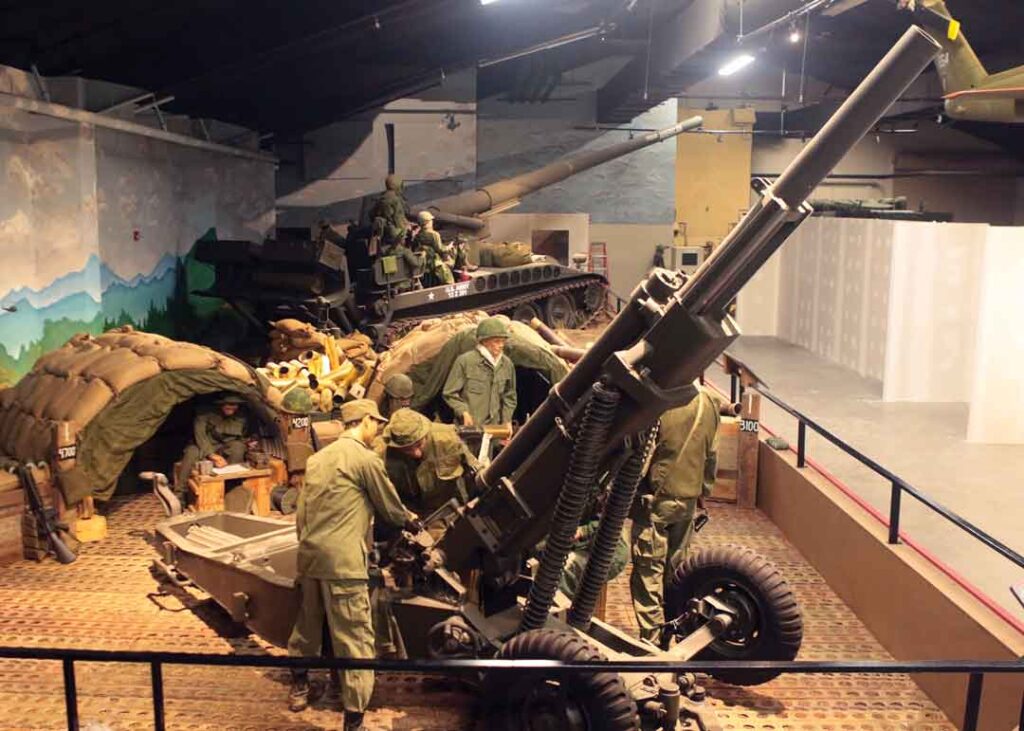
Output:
[0, 110, 275, 387]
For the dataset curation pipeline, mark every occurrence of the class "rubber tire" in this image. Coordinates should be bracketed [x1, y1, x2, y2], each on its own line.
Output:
[480, 629, 639, 731]
[511, 302, 541, 323]
[666, 545, 803, 686]
[543, 293, 577, 329]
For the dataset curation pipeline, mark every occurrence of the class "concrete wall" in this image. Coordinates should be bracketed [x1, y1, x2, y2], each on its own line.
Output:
[0, 99, 274, 385]
[758, 442, 1024, 730]
[478, 99, 678, 224]
[589, 223, 674, 296]
[277, 70, 478, 228]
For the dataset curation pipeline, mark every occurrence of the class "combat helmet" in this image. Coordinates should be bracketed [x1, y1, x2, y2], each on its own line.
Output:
[382, 409, 431, 448]
[384, 373, 415, 399]
[280, 388, 314, 415]
[476, 317, 510, 342]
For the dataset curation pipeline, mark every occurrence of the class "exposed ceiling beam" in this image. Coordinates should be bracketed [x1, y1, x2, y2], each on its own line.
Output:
[822, 0, 872, 17]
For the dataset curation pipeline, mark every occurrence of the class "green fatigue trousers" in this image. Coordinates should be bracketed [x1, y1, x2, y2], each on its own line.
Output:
[559, 532, 630, 600]
[629, 495, 698, 643]
[177, 440, 247, 501]
[288, 578, 376, 713]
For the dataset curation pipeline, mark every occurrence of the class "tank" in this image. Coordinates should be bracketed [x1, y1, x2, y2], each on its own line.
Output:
[193, 117, 703, 345]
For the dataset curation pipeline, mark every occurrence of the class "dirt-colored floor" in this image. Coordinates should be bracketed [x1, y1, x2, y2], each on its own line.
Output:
[0, 493, 953, 730]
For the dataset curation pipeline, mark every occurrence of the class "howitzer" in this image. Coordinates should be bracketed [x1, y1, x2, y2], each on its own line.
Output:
[157, 27, 941, 731]
[17, 464, 76, 565]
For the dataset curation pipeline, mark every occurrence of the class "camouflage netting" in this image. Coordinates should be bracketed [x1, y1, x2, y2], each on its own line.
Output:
[370, 312, 569, 410]
[0, 327, 281, 505]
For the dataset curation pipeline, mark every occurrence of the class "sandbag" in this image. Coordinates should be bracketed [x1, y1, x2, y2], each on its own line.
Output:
[479, 241, 532, 268]
[0, 407, 21, 454]
[36, 342, 106, 378]
[81, 350, 161, 394]
[26, 374, 66, 419]
[132, 344, 218, 371]
[216, 355, 255, 385]
[0, 388, 13, 411]
[66, 378, 115, 426]
[45, 377, 88, 423]
[376, 311, 488, 388]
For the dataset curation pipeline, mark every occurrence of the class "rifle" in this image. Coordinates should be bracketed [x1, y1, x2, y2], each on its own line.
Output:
[18, 464, 76, 564]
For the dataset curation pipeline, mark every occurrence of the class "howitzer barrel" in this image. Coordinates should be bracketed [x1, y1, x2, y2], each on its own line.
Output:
[681, 25, 941, 320]
[461, 27, 941, 563]
[422, 116, 703, 218]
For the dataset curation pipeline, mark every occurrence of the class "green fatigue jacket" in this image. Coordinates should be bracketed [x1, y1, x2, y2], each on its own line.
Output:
[193, 409, 249, 457]
[374, 424, 479, 516]
[648, 389, 721, 500]
[442, 348, 517, 426]
[371, 190, 408, 245]
[296, 435, 410, 580]
[413, 228, 453, 285]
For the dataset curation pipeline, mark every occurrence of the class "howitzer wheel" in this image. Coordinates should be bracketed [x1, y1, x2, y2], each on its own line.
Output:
[666, 545, 803, 686]
[543, 293, 577, 330]
[480, 629, 639, 731]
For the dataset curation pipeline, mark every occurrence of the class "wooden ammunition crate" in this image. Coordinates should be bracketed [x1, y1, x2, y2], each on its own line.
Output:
[0, 470, 21, 565]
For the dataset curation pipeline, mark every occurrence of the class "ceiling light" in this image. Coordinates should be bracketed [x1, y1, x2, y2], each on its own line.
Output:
[788, 22, 801, 44]
[480, 0, 500, 4]
[718, 54, 756, 76]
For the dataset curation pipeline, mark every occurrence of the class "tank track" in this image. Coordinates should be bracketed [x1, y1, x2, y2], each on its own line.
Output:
[385, 277, 605, 342]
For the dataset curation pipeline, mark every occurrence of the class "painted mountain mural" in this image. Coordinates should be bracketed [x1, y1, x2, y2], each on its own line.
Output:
[0, 249, 206, 386]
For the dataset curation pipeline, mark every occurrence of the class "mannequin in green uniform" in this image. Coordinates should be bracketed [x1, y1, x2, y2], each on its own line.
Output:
[375, 408, 479, 517]
[381, 374, 415, 419]
[287, 399, 418, 731]
[630, 384, 720, 645]
[412, 210, 453, 286]
[177, 393, 251, 504]
[442, 317, 517, 427]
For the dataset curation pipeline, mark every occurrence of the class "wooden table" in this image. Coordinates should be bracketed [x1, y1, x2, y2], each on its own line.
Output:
[191, 467, 275, 516]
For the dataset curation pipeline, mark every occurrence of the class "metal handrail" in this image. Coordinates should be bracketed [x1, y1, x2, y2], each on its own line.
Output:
[752, 383, 1024, 570]
[1, 645, 1021, 731]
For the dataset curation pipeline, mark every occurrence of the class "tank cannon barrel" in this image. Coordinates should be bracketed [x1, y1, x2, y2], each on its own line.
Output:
[419, 116, 704, 220]
[440, 26, 941, 568]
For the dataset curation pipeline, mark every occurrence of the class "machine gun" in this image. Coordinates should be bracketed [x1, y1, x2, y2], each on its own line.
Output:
[17, 464, 76, 565]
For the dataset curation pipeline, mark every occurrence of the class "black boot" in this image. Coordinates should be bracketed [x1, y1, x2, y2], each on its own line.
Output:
[288, 670, 324, 712]
[343, 711, 367, 731]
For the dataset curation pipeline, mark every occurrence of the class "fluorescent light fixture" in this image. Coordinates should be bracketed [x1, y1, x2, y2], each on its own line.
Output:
[480, 0, 500, 4]
[718, 54, 755, 76]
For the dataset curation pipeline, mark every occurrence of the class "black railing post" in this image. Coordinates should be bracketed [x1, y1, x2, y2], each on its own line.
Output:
[151, 661, 166, 731]
[888, 481, 902, 545]
[963, 673, 984, 731]
[797, 420, 806, 468]
[63, 658, 79, 731]
[730, 373, 739, 403]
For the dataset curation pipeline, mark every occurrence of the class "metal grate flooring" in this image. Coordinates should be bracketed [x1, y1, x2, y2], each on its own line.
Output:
[0, 495, 953, 730]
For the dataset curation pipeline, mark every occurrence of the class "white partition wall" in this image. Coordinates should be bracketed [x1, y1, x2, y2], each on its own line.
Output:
[735, 217, 1024, 445]
[881, 222, 986, 403]
[967, 227, 1024, 444]
[774, 217, 894, 381]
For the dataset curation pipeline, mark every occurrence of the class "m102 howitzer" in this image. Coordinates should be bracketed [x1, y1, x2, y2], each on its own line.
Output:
[158, 27, 941, 731]
[194, 117, 703, 347]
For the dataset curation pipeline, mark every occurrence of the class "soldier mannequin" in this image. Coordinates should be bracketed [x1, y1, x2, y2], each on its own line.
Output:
[287, 399, 417, 731]
[381, 374, 415, 419]
[412, 211, 453, 286]
[442, 317, 516, 427]
[375, 408, 479, 516]
[630, 384, 720, 645]
[370, 174, 410, 251]
[177, 393, 251, 504]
